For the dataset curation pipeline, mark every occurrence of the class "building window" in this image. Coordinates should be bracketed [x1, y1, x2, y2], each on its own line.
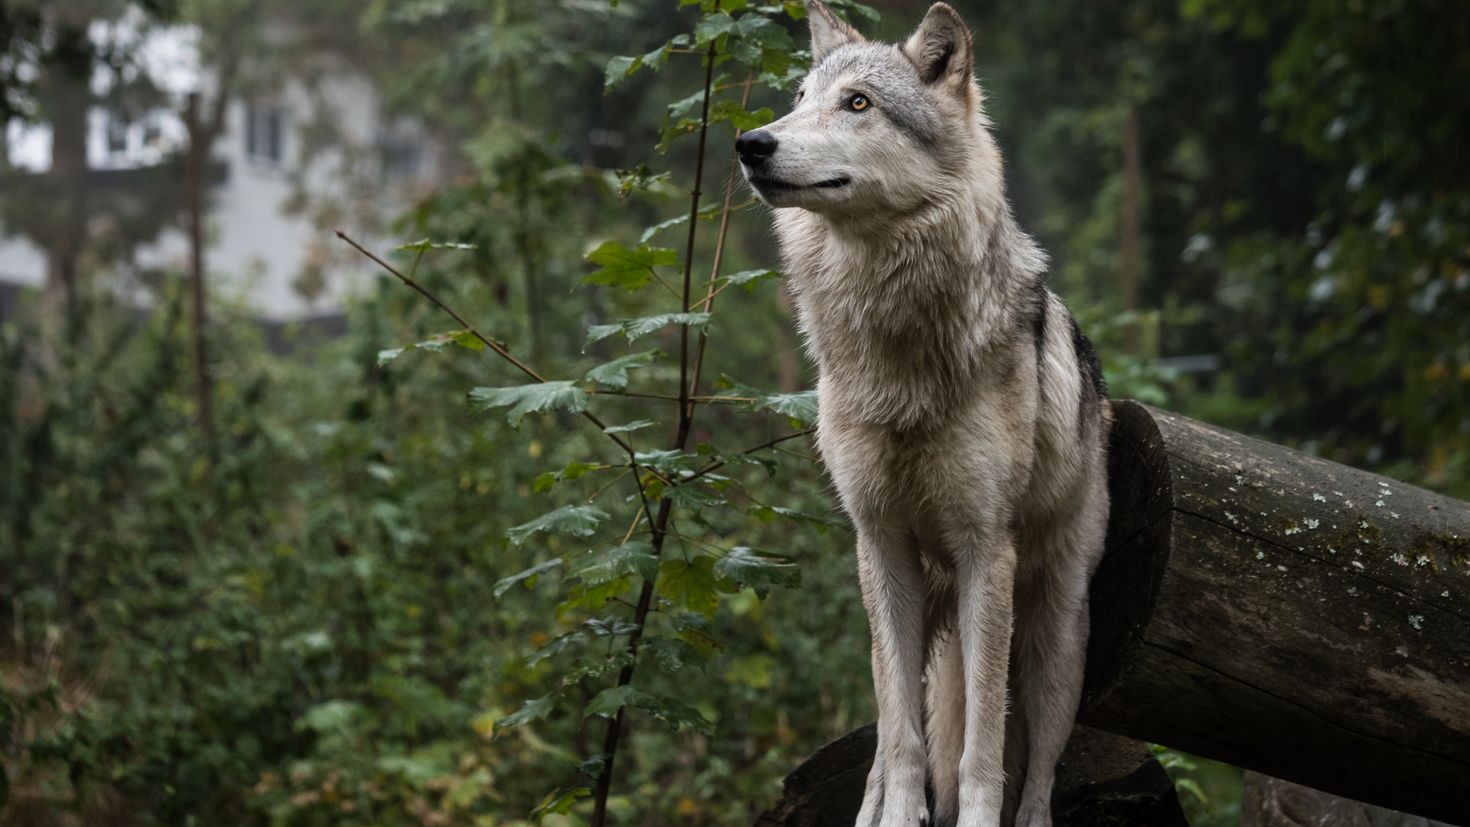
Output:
[244, 102, 286, 166]
[106, 109, 129, 157]
[379, 138, 422, 182]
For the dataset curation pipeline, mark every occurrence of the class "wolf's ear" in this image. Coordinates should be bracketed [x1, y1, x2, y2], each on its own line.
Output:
[903, 2, 973, 89]
[806, 0, 864, 64]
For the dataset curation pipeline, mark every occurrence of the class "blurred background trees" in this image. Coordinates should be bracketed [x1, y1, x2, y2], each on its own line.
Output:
[0, 0, 1465, 824]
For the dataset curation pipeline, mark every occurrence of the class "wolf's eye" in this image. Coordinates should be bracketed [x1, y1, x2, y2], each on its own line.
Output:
[794, 90, 805, 104]
[847, 94, 871, 112]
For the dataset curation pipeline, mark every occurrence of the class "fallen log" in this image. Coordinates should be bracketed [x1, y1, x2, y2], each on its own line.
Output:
[753, 724, 1188, 827]
[1083, 401, 1470, 824]
[1241, 772, 1461, 827]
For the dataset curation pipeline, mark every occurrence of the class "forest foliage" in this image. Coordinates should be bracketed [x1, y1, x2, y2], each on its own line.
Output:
[1, 0, 1467, 825]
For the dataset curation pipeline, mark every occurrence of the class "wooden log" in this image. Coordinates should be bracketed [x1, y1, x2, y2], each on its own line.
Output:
[1083, 401, 1470, 824]
[753, 724, 1188, 827]
[1241, 772, 1462, 827]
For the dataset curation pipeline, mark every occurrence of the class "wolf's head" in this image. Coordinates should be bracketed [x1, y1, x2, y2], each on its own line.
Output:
[738, 1, 988, 219]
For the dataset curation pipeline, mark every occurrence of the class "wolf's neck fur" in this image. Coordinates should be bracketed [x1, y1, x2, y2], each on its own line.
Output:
[775, 151, 1045, 430]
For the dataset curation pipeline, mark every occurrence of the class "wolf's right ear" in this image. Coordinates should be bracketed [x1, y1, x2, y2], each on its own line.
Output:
[806, 0, 864, 64]
[903, 3, 974, 89]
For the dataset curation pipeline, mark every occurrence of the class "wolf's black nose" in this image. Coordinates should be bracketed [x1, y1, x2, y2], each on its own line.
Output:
[736, 130, 778, 165]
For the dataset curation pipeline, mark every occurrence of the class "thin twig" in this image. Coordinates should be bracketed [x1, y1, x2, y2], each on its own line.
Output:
[686, 75, 755, 410]
[589, 25, 721, 827]
[684, 427, 815, 483]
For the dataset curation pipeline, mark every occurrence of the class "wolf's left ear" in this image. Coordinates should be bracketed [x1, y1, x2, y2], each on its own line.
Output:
[807, 0, 864, 64]
[903, 2, 973, 89]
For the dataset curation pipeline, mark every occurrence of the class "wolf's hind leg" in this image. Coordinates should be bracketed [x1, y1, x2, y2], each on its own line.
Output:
[925, 633, 963, 827]
[1011, 501, 1104, 827]
[854, 525, 929, 827]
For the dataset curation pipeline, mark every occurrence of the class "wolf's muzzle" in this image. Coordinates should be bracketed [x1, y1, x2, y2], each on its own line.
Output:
[736, 130, 778, 167]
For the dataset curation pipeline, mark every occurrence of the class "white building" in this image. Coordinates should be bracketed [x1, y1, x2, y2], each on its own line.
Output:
[0, 14, 441, 320]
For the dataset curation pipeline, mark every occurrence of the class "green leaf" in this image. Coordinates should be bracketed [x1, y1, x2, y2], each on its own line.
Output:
[507, 505, 609, 545]
[394, 238, 478, 252]
[712, 379, 818, 425]
[720, 268, 781, 290]
[584, 313, 711, 348]
[584, 685, 713, 732]
[635, 448, 699, 476]
[713, 546, 801, 598]
[583, 240, 679, 291]
[603, 55, 641, 89]
[643, 636, 706, 672]
[556, 577, 633, 617]
[496, 694, 557, 731]
[531, 461, 607, 493]
[710, 101, 775, 132]
[377, 329, 485, 366]
[748, 504, 839, 533]
[527, 629, 585, 667]
[531, 786, 591, 820]
[585, 349, 662, 390]
[468, 381, 589, 425]
[693, 12, 738, 45]
[665, 483, 723, 511]
[658, 557, 722, 617]
[603, 419, 658, 435]
[639, 214, 688, 244]
[574, 541, 658, 586]
[760, 390, 818, 423]
[492, 558, 563, 598]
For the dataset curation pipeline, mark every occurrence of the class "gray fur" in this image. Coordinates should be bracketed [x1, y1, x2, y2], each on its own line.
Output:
[740, 4, 1112, 827]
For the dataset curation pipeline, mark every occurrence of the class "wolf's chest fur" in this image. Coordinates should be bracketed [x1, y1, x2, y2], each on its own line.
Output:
[776, 201, 1042, 432]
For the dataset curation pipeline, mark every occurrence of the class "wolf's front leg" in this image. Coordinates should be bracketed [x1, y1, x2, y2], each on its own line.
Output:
[954, 535, 1016, 827]
[854, 525, 929, 827]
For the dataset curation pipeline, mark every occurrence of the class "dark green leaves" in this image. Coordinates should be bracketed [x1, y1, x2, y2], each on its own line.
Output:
[585, 685, 712, 733]
[713, 547, 800, 598]
[507, 505, 609, 545]
[495, 694, 557, 730]
[585, 349, 662, 390]
[757, 390, 818, 424]
[603, 419, 658, 435]
[573, 541, 658, 586]
[719, 268, 781, 290]
[585, 313, 711, 348]
[468, 381, 589, 425]
[377, 330, 485, 366]
[532, 787, 591, 819]
[493, 558, 564, 598]
[583, 241, 679, 291]
[712, 379, 819, 426]
[657, 557, 724, 617]
[394, 239, 478, 252]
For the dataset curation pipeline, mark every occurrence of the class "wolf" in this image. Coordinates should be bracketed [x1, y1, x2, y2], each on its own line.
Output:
[735, 3, 1111, 826]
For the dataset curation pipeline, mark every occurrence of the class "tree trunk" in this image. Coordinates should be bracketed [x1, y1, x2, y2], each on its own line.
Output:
[1083, 401, 1470, 825]
[41, 22, 92, 337]
[1119, 104, 1142, 354]
[184, 94, 214, 442]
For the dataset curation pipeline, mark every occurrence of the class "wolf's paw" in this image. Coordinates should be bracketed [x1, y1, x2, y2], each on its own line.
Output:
[877, 780, 929, 827]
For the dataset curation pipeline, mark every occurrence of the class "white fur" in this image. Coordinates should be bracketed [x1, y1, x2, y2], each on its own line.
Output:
[741, 4, 1112, 826]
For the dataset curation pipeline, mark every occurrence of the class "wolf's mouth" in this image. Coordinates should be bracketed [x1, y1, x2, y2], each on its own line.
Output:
[750, 175, 851, 191]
